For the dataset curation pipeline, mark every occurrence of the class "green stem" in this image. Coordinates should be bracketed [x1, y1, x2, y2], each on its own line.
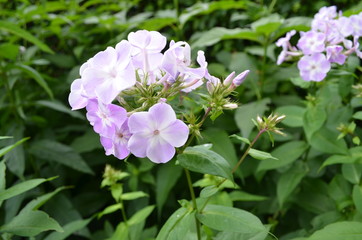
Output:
[185, 168, 201, 240]
[120, 198, 128, 225]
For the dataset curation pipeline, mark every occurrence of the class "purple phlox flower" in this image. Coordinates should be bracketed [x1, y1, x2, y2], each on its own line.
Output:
[128, 102, 189, 163]
[297, 53, 331, 82]
[344, 37, 362, 58]
[350, 14, 362, 37]
[311, 6, 337, 33]
[180, 51, 208, 92]
[297, 31, 326, 54]
[82, 41, 136, 104]
[326, 45, 347, 65]
[128, 30, 166, 83]
[337, 17, 354, 37]
[69, 78, 88, 110]
[100, 118, 131, 160]
[353, 37, 362, 58]
[276, 30, 297, 65]
[86, 99, 127, 138]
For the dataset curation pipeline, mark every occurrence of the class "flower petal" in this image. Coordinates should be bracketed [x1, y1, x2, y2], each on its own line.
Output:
[148, 103, 176, 130]
[146, 138, 175, 163]
[160, 119, 189, 147]
[128, 134, 149, 158]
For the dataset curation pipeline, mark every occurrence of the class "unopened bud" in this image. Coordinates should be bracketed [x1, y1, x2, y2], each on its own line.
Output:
[223, 71, 235, 86]
[223, 103, 238, 109]
[232, 70, 250, 87]
[206, 81, 215, 94]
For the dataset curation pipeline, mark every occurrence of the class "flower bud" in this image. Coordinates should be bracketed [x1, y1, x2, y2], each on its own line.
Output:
[223, 103, 238, 109]
[223, 71, 235, 86]
[232, 70, 250, 87]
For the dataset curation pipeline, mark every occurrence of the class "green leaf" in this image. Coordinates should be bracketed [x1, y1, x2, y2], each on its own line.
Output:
[234, 98, 270, 139]
[121, 191, 148, 201]
[197, 205, 267, 234]
[98, 203, 122, 218]
[353, 111, 362, 120]
[29, 140, 94, 174]
[310, 128, 349, 155]
[277, 162, 308, 207]
[275, 105, 305, 127]
[0, 137, 29, 158]
[342, 163, 362, 185]
[303, 104, 326, 140]
[0, 43, 19, 60]
[306, 221, 362, 240]
[0, 20, 54, 54]
[9, 64, 53, 99]
[251, 14, 283, 36]
[156, 163, 182, 217]
[353, 185, 362, 214]
[107, 222, 128, 240]
[321, 155, 355, 169]
[230, 134, 251, 145]
[44, 218, 92, 240]
[36, 100, 84, 119]
[0, 160, 5, 191]
[139, 17, 177, 31]
[0, 137, 13, 140]
[0, 210, 63, 237]
[4, 126, 26, 178]
[200, 186, 219, 198]
[177, 146, 233, 181]
[257, 141, 308, 172]
[156, 207, 190, 240]
[70, 130, 102, 153]
[249, 148, 278, 161]
[0, 178, 51, 202]
[290, 76, 312, 89]
[128, 205, 155, 226]
[229, 191, 268, 202]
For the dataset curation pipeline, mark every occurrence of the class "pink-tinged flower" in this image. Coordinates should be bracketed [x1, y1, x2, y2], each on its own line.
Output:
[86, 100, 127, 138]
[69, 78, 88, 110]
[82, 41, 136, 104]
[161, 42, 206, 92]
[350, 15, 362, 37]
[326, 45, 347, 65]
[297, 31, 326, 54]
[297, 53, 331, 82]
[100, 119, 131, 160]
[128, 103, 189, 163]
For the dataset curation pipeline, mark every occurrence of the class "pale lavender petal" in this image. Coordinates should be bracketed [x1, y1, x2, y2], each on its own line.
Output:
[160, 119, 189, 147]
[100, 136, 113, 156]
[69, 79, 88, 110]
[149, 103, 176, 130]
[128, 134, 149, 158]
[92, 47, 117, 70]
[146, 138, 175, 163]
[147, 31, 167, 53]
[128, 112, 153, 134]
[115, 40, 132, 69]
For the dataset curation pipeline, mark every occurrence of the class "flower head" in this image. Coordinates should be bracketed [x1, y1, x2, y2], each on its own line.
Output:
[297, 53, 331, 82]
[297, 31, 326, 54]
[128, 103, 189, 163]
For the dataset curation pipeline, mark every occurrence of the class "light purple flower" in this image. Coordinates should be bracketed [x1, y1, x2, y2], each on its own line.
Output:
[100, 119, 131, 160]
[297, 31, 326, 54]
[82, 41, 136, 104]
[86, 100, 127, 138]
[68, 78, 88, 110]
[337, 17, 354, 37]
[326, 45, 347, 65]
[297, 53, 331, 82]
[276, 30, 297, 65]
[128, 103, 189, 163]
[350, 14, 362, 37]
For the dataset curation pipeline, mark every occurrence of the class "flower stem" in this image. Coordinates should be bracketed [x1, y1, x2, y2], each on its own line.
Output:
[120, 198, 128, 225]
[185, 168, 201, 240]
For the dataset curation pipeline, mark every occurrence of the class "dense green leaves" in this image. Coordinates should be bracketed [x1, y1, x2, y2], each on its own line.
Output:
[306, 222, 362, 240]
[177, 146, 233, 181]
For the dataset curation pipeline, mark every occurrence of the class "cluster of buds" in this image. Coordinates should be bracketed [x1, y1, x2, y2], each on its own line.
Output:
[69, 30, 249, 163]
[253, 113, 286, 136]
[276, 6, 362, 82]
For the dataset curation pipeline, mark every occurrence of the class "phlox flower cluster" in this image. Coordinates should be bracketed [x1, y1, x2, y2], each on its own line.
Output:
[276, 6, 362, 82]
[69, 30, 249, 163]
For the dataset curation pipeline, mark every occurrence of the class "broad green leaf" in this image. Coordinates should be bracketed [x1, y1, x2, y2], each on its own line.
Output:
[311, 211, 342, 232]
[328, 175, 352, 210]
[121, 191, 148, 201]
[36, 100, 84, 119]
[303, 104, 326, 140]
[0, 210, 63, 237]
[229, 191, 268, 202]
[177, 146, 233, 181]
[342, 163, 362, 185]
[156, 207, 190, 240]
[277, 162, 308, 207]
[180, 1, 246, 27]
[0, 177, 52, 202]
[0, 43, 19, 60]
[139, 17, 177, 31]
[234, 98, 270, 139]
[306, 221, 362, 240]
[251, 14, 283, 36]
[70, 130, 102, 153]
[192, 27, 259, 48]
[128, 205, 155, 226]
[310, 128, 348, 155]
[166, 211, 198, 240]
[200, 186, 219, 198]
[0, 20, 54, 54]
[9, 64, 53, 99]
[275, 106, 305, 127]
[290, 76, 312, 89]
[4, 125, 26, 178]
[353, 185, 362, 214]
[257, 141, 308, 172]
[321, 155, 356, 169]
[230, 134, 251, 145]
[215, 230, 269, 240]
[44, 218, 93, 240]
[29, 140, 94, 174]
[197, 205, 267, 234]
[353, 111, 362, 120]
[249, 148, 278, 161]
[277, 17, 311, 37]
[107, 222, 128, 240]
[0, 137, 29, 158]
[156, 163, 182, 217]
